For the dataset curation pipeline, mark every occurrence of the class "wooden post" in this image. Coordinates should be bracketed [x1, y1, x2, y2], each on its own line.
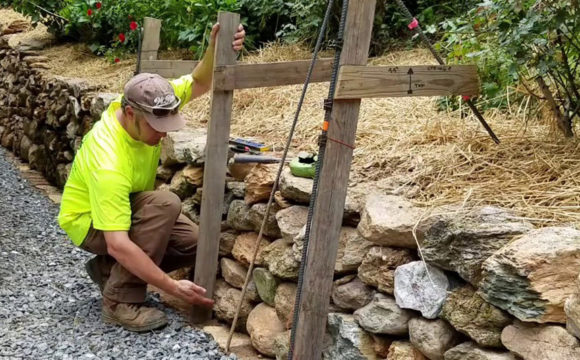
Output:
[141, 17, 162, 61]
[191, 11, 240, 324]
[292, 1, 376, 359]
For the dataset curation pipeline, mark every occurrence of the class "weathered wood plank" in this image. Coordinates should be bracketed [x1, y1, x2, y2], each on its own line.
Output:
[335, 64, 479, 99]
[293, 1, 376, 359]
[140, 60, 199, 79]
[213, 58, 334, 90]
[140, 17, 162, 61]
[191, 11, 239, 324]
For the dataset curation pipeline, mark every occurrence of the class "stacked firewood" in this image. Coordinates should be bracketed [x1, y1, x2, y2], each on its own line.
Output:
[0, 40, 100, 188]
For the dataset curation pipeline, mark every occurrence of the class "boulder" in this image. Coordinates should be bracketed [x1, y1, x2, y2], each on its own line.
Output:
[441, 285, 511, 348]
[253, 267, 280, 306]
[394, 261, 449, 319]
[249, 202, 282, 238]
[357, 193, 430, 248]
[501, 322, 580, 360]
[213, 280, 253, 330]
[219, 230, 238, 256]
[160, 128, 207, 166]
[227, 181, 246, 198]
[323, 313, 377, 360]
[332, 277, 374, 311]
[203, 324, 260, 359]
[354, 293, 415, 335]
[227, 200, 254, 232]
[280, 167, 312, 204]
[168, 169, 197, 199]
[274, 330, 291, 360]
[276, 205, 309, 242]
[422, 206, 533, 285]
[231, 232, 271, 267]
[228, 162, 255, 181]
[479, 227, 580, 323]
[246, 303, 286, 357]
[387, 341, 427, 360]
[245, 164, 278, 205]
[565, 293, 580, 339]
[343, 194, 362, 227]
[262, 239, 300, 280]
[358, 246, 415, 294]
[409, 318, 459, 360]
[275, 283, 297, 329]
[90, 93, 118, 118]
[221, 258, 248, 289]
[444, 342, 516, 360]
[293, 226, 374, 274]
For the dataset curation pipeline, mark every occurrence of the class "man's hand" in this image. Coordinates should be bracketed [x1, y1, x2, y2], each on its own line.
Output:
[171, 279, 215, 307]
[209, 23, 246, 51]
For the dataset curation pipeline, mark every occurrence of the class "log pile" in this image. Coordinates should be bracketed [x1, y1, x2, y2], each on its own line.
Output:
[0, 38, 100, 188]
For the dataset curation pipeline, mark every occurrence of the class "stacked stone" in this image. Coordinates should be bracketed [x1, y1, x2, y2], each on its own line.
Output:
[0, 39, 110, 188]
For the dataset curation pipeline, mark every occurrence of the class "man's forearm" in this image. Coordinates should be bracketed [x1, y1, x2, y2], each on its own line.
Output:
[192, 42, 216, 90]
[105, 232, 175, 293]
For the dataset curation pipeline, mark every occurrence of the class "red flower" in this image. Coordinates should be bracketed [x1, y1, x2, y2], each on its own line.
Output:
[87, 8, 93, 16]
[114, 58, 120, 63]
[96, 2, 102, 9]
[130, 21, 138, 31]
[119, 33, 126, 43]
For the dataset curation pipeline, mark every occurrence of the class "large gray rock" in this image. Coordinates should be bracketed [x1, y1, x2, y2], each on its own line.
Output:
[227, 200, 254, 231]
[422, 206, 533, 285]
[394, 261, 449, 319]
[354, 293, 415, 335]
[501, 322, 580, 360]
[444, 342, 516, 360]
[332, 277, 375, 311]
[262, 239, 300, 280]
[219, 230, 238, 256]
[276, 205, 309, 242]
[479, 227, 580, 324]
[160, 128, 207, 165]
[253, 267, 280, 306]
[249, 202, 282, 238]
[246, 303, 286, 357]
[409, 318, 459, 360]
[358, 246, 415, 294]
[323, 313, 377, 360]
[90, 92, 118, 118]
[357, 193, 430, 248]
[441, 285, 511, 348]
[280, 167, 312, 204]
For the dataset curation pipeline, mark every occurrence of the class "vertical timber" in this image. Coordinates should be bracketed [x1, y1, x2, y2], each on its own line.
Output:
[293, 1, 376, 359]
[141, 17, 162, 61]
[191, 12, 240, 323]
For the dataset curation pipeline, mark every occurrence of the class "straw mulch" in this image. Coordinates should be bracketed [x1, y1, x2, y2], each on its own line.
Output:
[3, 9, 580, 227]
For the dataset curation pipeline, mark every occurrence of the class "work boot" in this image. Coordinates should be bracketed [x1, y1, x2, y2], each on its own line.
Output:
[102, 299, 168, 332]
[85, 256, 106, 293]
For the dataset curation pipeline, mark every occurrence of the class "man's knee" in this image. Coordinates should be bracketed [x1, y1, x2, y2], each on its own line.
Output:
[133, 191, 182, 220]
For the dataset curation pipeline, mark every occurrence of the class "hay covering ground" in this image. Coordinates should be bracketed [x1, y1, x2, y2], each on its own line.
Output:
[3, 9, 580, 227]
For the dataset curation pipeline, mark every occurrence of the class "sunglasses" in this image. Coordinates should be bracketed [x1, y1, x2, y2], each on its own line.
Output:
[124, 97, 181, 117]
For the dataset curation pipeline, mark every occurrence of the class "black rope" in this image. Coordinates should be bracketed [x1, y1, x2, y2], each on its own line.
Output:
[288, 1, 350, 359]
[394, 0, 500, 144]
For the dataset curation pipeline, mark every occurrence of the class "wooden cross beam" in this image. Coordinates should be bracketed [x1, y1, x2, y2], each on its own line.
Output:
[141, 4, 480, 355]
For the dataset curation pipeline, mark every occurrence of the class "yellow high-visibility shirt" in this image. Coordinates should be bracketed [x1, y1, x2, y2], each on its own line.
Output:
[58, 74, 194, 246]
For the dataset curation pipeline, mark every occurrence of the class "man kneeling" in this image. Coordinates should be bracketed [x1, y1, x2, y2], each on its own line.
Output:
[57, 24, 246, 332]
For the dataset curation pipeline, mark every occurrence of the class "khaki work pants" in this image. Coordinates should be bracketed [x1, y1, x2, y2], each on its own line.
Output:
[80, 191, 198, 303]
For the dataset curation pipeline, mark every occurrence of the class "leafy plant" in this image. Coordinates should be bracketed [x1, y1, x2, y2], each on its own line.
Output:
[439, 0, 580, 136]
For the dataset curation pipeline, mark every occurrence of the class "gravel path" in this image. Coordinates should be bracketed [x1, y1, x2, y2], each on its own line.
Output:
[0, 147, 234, 360]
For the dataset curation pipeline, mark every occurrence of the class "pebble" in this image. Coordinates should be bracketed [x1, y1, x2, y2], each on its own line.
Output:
[0, 147, 235, 359]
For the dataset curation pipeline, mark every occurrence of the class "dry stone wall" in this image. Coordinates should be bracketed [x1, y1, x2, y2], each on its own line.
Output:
[3, 38, 580, 360]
